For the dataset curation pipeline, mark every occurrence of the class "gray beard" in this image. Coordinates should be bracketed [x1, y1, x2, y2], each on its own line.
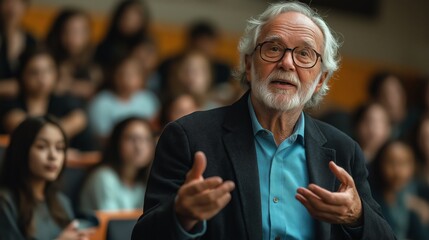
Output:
[250, 67, 322, 112]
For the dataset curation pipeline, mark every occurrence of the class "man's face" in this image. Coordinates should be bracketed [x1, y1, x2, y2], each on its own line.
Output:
[246, 12, 327, 112]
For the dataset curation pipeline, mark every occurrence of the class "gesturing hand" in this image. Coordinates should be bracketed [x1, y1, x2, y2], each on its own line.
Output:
[295, 161, 363, 226]
[174, 151, 235, 231]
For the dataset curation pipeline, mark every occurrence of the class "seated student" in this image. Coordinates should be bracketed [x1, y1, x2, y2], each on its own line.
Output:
[79, 117, 154, 215]
[159, 93, 199, 130]
[0, 0, 37, 99]
[0, 46, 96, 151]
[353, 102, 392, 164]
[88, 55, 159, 139]
[46, 8, 102, 101]
[0, 116, 92, 240]
[369, 140, 429, 239]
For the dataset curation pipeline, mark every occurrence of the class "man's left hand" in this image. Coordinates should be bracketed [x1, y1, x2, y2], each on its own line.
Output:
[296, 161, 363, 227]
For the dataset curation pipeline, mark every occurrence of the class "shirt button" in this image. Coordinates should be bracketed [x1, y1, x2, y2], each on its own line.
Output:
[273, 197, 279, 203]
[275, 236, 281, 240]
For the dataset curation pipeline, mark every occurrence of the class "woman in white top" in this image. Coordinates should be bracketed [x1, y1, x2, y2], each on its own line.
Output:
[88, 55, 160, 140]
[79, 117, 154, 214]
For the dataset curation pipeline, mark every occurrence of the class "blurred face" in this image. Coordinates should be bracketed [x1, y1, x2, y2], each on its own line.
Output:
[61, 15, 91, 56]
[168, 95, 199, 122]
[29, 124, 66, 182]
[378, 76, 406, 122]
[131, 42, 158, 72]
[178, 53, 212, 95]
[418, 119, 429, 161]
[246, 12, 326, 112]
[0, 0, 26, 26]
[357, 104, 391, 150]
[114, 58, 143, 95]
[119, 4, 144, 36]
[193, 36, 217, 57]
[381, 143, 415, 192]
[120, 121, 154, 168]
[23, 54, 57, 96]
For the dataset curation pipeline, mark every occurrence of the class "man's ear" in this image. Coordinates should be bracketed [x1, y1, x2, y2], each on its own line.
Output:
[314, 71, 329, 92]
[245, 54, 252, 83]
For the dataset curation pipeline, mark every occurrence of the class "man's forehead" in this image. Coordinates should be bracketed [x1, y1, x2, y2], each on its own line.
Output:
[258, 12, 324, 49]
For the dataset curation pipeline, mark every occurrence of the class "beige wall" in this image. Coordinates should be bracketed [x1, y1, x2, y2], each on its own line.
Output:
[33, 0, 429, 75]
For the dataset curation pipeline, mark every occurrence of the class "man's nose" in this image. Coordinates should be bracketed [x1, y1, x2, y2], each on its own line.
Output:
[277, 50, 296, 71]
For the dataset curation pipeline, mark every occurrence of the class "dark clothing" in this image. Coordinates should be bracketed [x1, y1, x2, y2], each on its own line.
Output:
[132, 92, 396, 240]
[371, 187, 428, 240]
[0, 94, 96, 151]
[0, 31, 37, 80]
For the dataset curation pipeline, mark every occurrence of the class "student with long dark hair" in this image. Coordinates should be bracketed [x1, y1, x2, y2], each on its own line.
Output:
[94, 0, 150, 70]
[46, 8, 101, 100]
[0, 116, 91, 240]
[0, 0, 37, 98]
[369, 140, 428, 239]
[79, 117, 154, 215]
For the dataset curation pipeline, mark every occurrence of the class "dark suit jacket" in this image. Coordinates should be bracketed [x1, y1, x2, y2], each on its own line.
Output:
[132, 92, 396, 240]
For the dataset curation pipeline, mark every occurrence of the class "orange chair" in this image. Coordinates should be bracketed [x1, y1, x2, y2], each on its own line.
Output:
[89, 210, 142, 240]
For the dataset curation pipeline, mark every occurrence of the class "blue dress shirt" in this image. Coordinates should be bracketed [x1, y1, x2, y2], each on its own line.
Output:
[248, 96, 314, 240]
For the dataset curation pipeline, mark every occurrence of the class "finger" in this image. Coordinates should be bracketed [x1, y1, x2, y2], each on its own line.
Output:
[181, 176, 223, 195]
[329, 161, 355, 188]
[65, 220, 79, 231]
[296, 192, 345, 220]
[307, 184, 347, 205]
[193, 181, 235, 206]
[297, 187, 344, 212]
[196, 191, 233, 220]
[186, 151, 207, 182]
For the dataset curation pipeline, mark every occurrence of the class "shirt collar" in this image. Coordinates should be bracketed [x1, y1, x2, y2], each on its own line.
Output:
[247, 94, 305, 145]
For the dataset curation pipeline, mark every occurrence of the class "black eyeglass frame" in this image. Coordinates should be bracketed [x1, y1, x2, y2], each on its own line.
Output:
[254, 41, 323, 69]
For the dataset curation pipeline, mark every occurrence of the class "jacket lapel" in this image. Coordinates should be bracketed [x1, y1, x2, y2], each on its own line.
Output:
[304, 114, 337, 240]
[222, 92, 262, 240]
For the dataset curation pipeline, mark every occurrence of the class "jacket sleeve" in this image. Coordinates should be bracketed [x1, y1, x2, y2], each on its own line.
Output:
[348, 142, 397, 240]
[132, 121, 198, 240]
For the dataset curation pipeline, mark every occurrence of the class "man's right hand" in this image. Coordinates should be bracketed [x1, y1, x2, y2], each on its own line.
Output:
[174, 151, 235, 231]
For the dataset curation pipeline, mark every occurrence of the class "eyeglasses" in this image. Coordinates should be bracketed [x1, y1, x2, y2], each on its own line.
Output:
[254, 41, 323, 69]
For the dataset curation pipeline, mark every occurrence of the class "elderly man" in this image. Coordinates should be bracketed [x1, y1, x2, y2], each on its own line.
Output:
[132, 2, 395, 240]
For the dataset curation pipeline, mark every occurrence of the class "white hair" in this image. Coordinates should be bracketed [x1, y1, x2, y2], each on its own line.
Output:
[236, 1, 341, 108]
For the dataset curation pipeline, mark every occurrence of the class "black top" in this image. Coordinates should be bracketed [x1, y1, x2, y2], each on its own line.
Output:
[0, 94, 97, 151]
[0, 31, 37, 80]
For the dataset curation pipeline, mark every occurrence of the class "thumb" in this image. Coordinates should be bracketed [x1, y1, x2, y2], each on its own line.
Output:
[329, 161, 355, 188]
[186, 151, 207, 182]
[65, 220, 79, 231]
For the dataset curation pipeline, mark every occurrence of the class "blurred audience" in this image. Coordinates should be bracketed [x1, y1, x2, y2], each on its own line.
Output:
[88, 55, 159, 140]
[94, 0, 150, 71]
[369, 140, 428, 239]
[0, 0, 36, 98]
[0, 116, 92, 240]
[158, 20, 232, 91]
[353, 102, 391, 163]
[79, 117, 154, 215]
[159, 93, 199, 129]
[0, 46, 96, 151]
[165, 50, 220, 110]
[46, 8, 101, 101]
[368, 71, 418, 139]
[409, 116, 429, 225]
[129, 35, 161, 96]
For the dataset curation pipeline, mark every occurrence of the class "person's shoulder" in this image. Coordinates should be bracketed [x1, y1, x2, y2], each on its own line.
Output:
[88, 166, 120, 185]
[0, 188, 13, 202]
[174, 105, 230, 130]
[306, 115, 356, 146]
